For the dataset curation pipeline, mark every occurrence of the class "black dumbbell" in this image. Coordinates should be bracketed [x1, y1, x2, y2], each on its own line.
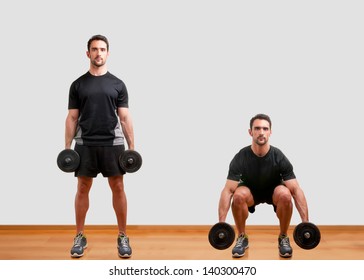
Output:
[208, 222, 236, 250]
[119, 150, 143, 173]
[293, 222, 321, 249]
[57, 149, 80, 173]
[57, 149, 143, 174]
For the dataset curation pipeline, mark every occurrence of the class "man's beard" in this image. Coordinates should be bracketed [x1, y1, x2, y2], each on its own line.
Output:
[91, 57, 105, 67]
[255, 137, 267, 146]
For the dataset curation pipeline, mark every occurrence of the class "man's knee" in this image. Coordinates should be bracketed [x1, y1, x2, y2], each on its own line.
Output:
[109, 176, 125, 192]
[274, 185, 292, 206]
[233, 187, 252, 205]
[77, 177, 92, 193]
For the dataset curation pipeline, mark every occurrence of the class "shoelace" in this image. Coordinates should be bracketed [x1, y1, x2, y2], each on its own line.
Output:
[119, 236, 129, 247]
[280, 237, 290, 247]
[236, 235, 246, 247]
[74, 234, 84, 247]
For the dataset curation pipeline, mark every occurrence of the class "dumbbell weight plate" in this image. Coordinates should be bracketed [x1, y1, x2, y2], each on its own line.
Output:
[208, 222, 236, 250]
[293, 222, 321, 250]
[119, 150, 142, 173]
[57, 149, 80, 173]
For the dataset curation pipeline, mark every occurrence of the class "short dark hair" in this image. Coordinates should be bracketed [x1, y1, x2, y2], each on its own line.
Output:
[250, 114, 272, 129]
[87, 34, 109, 51]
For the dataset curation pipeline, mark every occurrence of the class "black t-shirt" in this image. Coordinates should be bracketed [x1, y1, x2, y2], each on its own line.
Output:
[227, 145, 296, 197]
[68, 71, 129, 146]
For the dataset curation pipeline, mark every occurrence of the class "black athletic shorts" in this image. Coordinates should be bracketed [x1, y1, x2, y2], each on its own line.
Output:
[74, 144, 126, 177]
[238, 184, 278, 213]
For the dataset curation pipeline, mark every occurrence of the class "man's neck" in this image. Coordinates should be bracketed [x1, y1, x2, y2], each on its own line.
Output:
[251, 143, 270, 157]
[89, 65, 108, 76]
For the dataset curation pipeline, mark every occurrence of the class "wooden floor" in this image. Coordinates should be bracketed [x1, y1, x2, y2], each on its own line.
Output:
[0, 225, 363, 260]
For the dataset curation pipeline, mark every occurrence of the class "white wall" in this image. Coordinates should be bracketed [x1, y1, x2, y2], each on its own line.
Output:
[0, 0, 363, 226]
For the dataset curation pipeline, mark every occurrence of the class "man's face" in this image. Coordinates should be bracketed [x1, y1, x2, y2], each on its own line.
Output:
[249, 119, 271, 146]
[87, 40, 109, 67]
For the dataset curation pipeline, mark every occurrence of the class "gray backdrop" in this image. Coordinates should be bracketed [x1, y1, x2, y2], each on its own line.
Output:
[1, 0, 363, 226]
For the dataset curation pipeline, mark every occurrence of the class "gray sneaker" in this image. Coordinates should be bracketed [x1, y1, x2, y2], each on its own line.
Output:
[278, 235, 293, 258]
[232, 234, 249, 258]
[70, 233, 87, 258]
[117, 234, 132, 258]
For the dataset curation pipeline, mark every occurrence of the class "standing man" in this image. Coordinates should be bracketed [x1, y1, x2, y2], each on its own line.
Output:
[65, 35, 134, 258]
[218, 114, 310, 258]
